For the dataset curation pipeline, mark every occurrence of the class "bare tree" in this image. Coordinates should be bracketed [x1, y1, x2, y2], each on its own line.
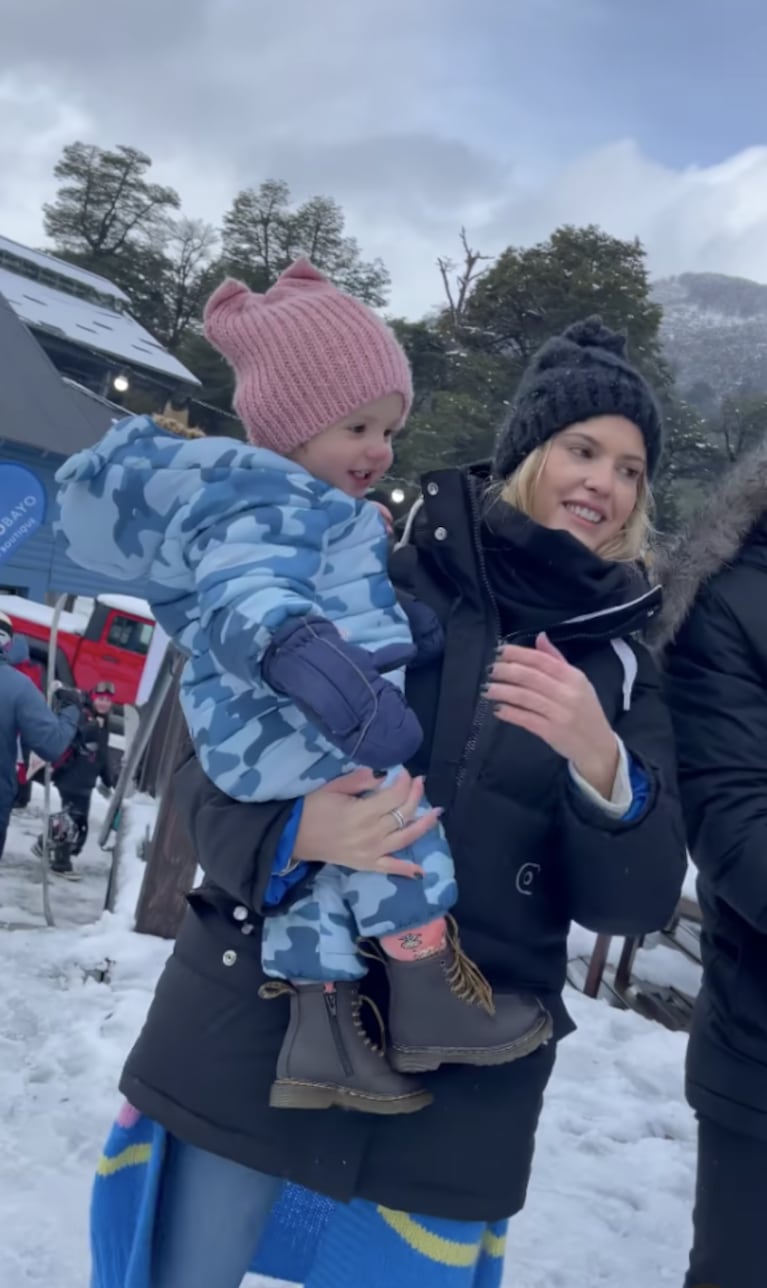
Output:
[161, 219, 219, 349]
[436, 229, 493, 338]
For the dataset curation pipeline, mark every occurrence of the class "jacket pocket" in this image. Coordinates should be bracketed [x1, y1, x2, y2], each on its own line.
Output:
[176, 895, 271, 998]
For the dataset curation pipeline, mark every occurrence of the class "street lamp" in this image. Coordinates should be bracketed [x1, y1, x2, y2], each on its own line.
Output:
[113, 373, 130, 394]
[390, 487, 406, 505]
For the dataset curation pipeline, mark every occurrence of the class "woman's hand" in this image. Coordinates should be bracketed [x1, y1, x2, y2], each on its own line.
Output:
[486, 633, 620, 798]
[373, 502, 394, 536]
[293, 767, 441, 878]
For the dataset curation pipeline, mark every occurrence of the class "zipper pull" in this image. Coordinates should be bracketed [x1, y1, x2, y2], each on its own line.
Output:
[324, 984, 338, 1017]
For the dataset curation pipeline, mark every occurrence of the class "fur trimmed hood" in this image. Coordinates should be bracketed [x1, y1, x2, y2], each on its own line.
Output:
[651, 437, 767, 650]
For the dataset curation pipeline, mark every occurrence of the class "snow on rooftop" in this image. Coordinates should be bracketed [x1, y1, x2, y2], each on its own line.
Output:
[0, 593, 84, 636]
[0, 234, 131, 302]
[97, 593, 155, 621]
[0, 262, 200, 387]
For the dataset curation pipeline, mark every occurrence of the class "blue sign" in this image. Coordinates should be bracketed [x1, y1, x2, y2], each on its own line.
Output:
[0, 464, 47, 566]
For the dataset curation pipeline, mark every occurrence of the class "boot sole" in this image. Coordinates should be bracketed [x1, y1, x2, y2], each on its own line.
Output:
[390, 1012, 554, 1073]
[268, 1079, 433, 1114]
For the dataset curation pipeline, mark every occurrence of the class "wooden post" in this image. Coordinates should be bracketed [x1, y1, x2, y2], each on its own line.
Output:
[615, 936, 641, 994]
[583, 933, 612, 998]
[134, 695, 198, 939]
[136, 668, 184, 798]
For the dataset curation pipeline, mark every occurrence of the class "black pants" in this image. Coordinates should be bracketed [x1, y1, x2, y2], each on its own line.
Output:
[685, 1113, 766, 1288]
[60, 792, 91, 856]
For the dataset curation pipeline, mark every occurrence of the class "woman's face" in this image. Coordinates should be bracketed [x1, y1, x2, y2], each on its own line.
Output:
[529, 415, 646, 554]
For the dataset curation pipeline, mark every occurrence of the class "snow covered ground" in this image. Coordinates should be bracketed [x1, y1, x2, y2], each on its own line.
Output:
[0, 792, 699, 1286]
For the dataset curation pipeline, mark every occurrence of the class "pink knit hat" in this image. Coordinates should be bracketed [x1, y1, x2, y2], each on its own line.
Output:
[203, 259, 413, 452]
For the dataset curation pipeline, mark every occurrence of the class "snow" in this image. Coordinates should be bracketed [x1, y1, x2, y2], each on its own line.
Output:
[0, 235, 132, 301]
[682, 858, 698, 903]
[97, 593, 155, 622]
[0, 593, 155, 643]
[0, 260, 199, 387]
[0, 593, 84, 637]
[0, 795, 699, 1286]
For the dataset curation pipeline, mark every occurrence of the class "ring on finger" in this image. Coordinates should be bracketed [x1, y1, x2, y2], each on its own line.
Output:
[389, 807, 407, 830]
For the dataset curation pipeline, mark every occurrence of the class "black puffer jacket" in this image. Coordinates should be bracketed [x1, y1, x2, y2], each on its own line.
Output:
[659, 441, 767, 1140]
[121, 467, 686, 1221]
[53, 702, 114, 798]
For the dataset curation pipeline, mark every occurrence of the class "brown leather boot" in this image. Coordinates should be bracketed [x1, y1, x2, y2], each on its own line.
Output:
[385, 920, 553, 1073]
[259, 980, 433, 1114]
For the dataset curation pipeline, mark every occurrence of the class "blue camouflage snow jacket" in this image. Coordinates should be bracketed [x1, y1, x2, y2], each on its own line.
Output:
[55, 416, 413, 801]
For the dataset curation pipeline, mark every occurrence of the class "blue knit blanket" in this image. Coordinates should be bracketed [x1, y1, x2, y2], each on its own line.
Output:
[91, 1109, 508, 1287]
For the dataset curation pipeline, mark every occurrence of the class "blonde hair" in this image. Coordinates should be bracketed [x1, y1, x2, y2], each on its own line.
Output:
[499, 441, 653, 563]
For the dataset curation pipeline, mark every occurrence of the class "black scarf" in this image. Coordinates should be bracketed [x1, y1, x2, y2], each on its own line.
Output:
[479, 493, 647, 641]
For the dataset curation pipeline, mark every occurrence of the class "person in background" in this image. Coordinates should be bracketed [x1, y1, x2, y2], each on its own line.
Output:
[7, 631, 44, 809]
[0, 612, 80, 861]
[33, 679, 116, 878]
[658, 440, 767, 1288]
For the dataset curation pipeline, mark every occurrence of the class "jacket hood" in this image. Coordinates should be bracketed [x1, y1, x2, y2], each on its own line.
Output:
[55, 414, 289, 585]
[650, 436, 767, 651]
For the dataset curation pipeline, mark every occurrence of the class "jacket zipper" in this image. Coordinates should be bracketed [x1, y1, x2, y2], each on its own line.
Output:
[324, 988, 354, 1076]
[455, 486, 500, 789]
[503, 585, 662, 647]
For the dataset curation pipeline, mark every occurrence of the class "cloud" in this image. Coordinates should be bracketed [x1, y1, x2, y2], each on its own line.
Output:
[477, 140, 767, 289]
[2, 0, 767, 322]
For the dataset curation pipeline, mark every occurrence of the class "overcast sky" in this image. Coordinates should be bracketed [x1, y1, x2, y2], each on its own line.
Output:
[3, 0, 767, 317]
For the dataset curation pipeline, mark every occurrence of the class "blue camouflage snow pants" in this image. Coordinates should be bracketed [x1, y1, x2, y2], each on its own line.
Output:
[261, 796, 457, 982]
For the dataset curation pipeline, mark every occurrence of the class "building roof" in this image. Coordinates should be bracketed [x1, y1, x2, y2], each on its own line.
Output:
[62, 379, 125, 439]
[0, 238, 200, 388]
[0, 234, 131, 301]
[0, 289, 117, 456]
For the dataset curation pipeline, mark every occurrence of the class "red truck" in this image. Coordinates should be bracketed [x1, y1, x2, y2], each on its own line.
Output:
[0, 592, 155, 707]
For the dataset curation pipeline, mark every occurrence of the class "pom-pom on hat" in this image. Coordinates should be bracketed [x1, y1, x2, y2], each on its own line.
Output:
[493, 316, 663, 480]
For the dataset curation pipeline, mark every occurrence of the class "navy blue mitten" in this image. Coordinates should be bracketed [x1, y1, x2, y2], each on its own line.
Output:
[261, 616, 423, 769]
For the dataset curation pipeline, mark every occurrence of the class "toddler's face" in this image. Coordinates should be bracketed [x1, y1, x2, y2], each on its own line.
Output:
[291, 393, 404, 498]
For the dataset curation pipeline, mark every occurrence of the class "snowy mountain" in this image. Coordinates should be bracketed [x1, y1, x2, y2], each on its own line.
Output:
[653, 272, 767, 412]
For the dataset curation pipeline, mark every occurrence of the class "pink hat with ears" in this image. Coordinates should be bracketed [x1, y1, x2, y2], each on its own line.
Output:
[202, 258, 413, 453]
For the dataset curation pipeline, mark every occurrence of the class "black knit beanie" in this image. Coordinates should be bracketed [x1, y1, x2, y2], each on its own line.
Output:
[493, 316, 663, 481]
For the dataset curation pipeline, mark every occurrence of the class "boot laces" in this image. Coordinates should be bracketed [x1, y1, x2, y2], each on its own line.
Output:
[259, 979, 388, 1058]
[351, 988, 388, 1059]
[258, 980, 294, 1000]
[444, 916, 496, 1015]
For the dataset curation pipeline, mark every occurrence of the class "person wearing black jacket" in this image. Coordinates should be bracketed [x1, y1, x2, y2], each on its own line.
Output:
[105, 320, 686, 1288]
[0, 613, 80, 860]
[37, 681, 116, 877]
[657, 440, 767, 1288]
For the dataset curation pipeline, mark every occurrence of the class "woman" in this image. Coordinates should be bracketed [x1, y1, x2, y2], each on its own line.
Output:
[657, 440, 767, 1288]
[94, 318, 686, 1288]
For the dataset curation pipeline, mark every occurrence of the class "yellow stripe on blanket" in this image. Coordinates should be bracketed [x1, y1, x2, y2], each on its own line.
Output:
[96, 1144, 153, 1177]
[377, 1207, 505, 1268]
[481, 1228, 507, 1259]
